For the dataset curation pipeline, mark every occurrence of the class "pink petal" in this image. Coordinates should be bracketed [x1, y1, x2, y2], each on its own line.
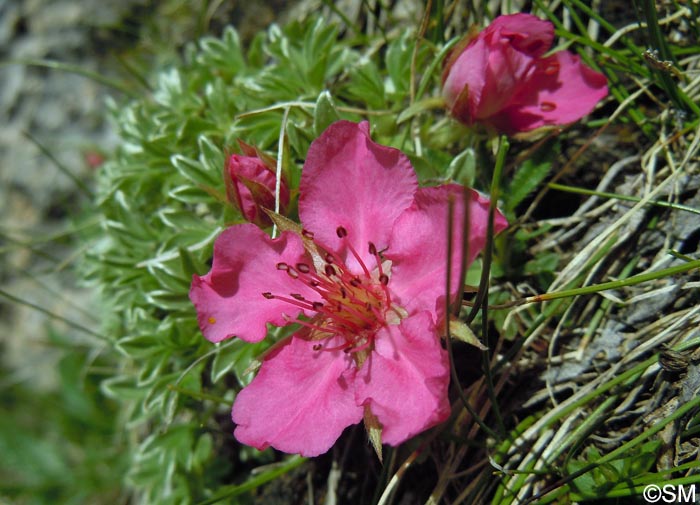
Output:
[356, 312, 450, 445]
[386, 185, 507, 319]
[494, 51, 608, 132]
[232, 335, 363, 456]
[299, 121, 417, 271]
[442, 36, 489, 123]
[487, 13, 554, 58]
[189, 224, 319, 343]
[476, 37, 536, 119]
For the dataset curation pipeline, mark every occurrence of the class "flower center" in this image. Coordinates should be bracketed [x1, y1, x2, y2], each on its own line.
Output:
[262, 226, 395, 354]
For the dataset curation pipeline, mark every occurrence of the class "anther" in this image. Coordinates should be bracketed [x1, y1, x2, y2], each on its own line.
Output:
[324, 253, 334, 264]
[296, 263, 310, 273]
[310, 280, 320, 287]
[340, 287, 347, 298]
[336, 226, 348, 238]
[544, 62, 560, 75]
[286, 267, 299, 279]
[302, 229, 315, 239]
[324, 264, 335, 276]
[313, 344, 322, 351]
[350, 277, 361, 287]
[262, 292, 275, 299]
[312, 302, 324, 310]
[368, 242, 377, 255]
[379, 274, 389, 285]
[276, 262, 288, 271]
[540, 101, 556, 112]
[291, 293, 305, 301]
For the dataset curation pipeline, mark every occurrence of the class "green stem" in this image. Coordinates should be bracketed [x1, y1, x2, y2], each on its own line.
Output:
[548, 182, 700, 215]
[2, 59, 137, 97]
[526, 259, 700, 303]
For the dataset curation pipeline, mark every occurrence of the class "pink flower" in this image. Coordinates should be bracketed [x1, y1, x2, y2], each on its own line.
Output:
[225, 141, 290, 227]
[442, 13, 608, 134]
[190, 121, 507, 456]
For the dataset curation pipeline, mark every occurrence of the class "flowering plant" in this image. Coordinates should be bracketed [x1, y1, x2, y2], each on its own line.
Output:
[442, 13, 608, 134]
[190, 121, 507, 456]
[225, 141, 290, 227]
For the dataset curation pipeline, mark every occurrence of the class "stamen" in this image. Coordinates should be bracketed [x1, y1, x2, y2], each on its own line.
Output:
[270, 294, 317, 312]
[320, 339, 355, 352]
[264, 226, 396, 354]
[349, 337, 374, 353]
[289, 317, 335, 335]
[368, 242, 391, 303]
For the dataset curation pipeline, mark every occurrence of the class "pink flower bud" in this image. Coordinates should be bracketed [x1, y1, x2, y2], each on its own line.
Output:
[442, 13, 608, 134]
[225, 141, 289, 227]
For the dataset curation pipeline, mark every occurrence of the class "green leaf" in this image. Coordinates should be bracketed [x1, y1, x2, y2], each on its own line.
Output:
[446, 147, 476, 187]
[343, 59, 385, 109]
[396, 96, 445, 124]
[171, 154, 217, 187]
[116, 335, 165, 358]
[313, 91, 341, 136]
[101, 376, 148, 401]
[386, 32, 414, 96]
[505, 150, 554, 216]
[210, 339, 247, 384]
[524, 252, 560, 276]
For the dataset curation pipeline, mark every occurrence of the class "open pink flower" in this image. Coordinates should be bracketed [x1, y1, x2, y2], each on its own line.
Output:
[225, 141, 289, 227]
[190, 121, 507, 456]
[442, 13, 608, 134]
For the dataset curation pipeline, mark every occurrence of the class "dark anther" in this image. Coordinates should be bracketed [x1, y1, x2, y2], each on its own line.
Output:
[312, 302, 324, 310]
[336, 226, 348, 238]
[313, 344, 322, 351]
[291, 293, 305, 300]
[350, 277, 361, 287]
[368, 242, 377, 255]
[324, 264, 335, 276]
[343, 348, 351, 354]
[310, 280, 320, 287]
[324, 253, 334, 264]
[340, 287, 347, 298]
[302, 229, 315, 239]
[296, 263, 311, 273]
[276, 262, 288, 271]
[379, 274, 389, 285]
[262, 292, 275, 299]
